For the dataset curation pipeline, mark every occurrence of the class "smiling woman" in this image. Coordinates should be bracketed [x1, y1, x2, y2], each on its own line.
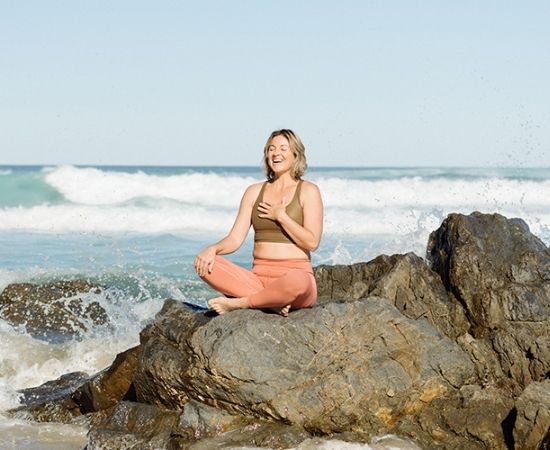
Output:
[194, 129, 324, 315]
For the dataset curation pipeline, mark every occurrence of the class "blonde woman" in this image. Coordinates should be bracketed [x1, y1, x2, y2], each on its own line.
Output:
[195, 129, 323, 315]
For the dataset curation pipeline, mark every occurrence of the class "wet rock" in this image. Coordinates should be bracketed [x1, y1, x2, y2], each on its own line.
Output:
[0, 280, 109, 340]
[85, 400, 303, 450]
[173, 400, 247, 441]
[513, 380, 550, 450]
[427, 212, 550, 387]
[11, 346, 141, 423]
[84, 345, 142, 411]
[85, 401, 179, 450]
[314, 252, 469, 339]
[175, 421, 311, 450]
[135, 297, 476, 443]
[12, 371, 89, 423]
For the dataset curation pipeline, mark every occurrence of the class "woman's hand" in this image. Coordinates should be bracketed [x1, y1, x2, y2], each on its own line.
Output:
[195, 246, 217, 277]
[257, 197, 287, 222]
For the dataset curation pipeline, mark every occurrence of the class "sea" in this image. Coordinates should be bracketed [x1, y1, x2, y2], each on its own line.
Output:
[0, 164, 549, 449]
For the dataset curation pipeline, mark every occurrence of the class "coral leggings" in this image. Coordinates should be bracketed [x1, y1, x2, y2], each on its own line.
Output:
[200, 256, 317, 309]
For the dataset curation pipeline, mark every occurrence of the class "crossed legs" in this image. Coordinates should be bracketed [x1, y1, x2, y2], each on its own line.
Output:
[199, 256, 317, 315]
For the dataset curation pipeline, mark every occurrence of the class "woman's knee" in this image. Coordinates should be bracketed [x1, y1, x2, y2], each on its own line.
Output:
[285, 269, 312, 296]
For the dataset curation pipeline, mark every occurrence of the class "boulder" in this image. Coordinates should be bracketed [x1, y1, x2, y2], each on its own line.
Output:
[427, 212, 550, 387]
[134, 298, 478, 445]
[314, 252, 469, 339]
[0, 280, 109, 340]
[513, 380, 550, 450]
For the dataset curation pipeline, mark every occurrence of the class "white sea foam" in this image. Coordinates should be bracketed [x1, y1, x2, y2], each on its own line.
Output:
[0, 416, 87, 450]
[0, 204, 235, 234]
[45, 165, 258, 206]
[43, 165, 550, 209]
[0, 320, 140, 414]
[0, 284, 165, 416]
[0, 203, 548, 247]
[0, 169, 12, 176]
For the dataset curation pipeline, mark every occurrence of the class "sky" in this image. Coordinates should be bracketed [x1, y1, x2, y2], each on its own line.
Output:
[1, 1, 549, 167]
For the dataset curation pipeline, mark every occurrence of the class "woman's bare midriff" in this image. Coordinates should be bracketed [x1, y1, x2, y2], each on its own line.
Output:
[253, 242, 310, 260]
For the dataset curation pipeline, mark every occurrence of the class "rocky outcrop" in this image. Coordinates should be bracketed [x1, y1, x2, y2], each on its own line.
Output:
[10, 211, 550, 449]
[427, 212, 550, 389]
[0, 280, 109, 340]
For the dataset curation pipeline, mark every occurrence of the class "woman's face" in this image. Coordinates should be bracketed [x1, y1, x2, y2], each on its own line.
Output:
[267, 135, 295, 176]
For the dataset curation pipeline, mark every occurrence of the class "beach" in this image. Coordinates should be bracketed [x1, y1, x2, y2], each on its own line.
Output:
[1, 164, 549, 449]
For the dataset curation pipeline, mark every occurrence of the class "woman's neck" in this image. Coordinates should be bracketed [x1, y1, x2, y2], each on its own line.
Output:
[271, 172, 297, 188]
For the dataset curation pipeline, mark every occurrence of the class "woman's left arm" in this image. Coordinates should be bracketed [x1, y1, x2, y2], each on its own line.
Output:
[259, 182, 323, 251]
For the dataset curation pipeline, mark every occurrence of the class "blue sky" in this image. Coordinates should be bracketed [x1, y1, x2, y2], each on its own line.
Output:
[1, 1, 549, 167]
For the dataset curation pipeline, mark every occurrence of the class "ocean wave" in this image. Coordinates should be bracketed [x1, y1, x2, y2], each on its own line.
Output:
[43, 166, 550, 210]
[45, 165, 259, 206]
[0, 203, 548, 243]
[0, 169, 12, 176]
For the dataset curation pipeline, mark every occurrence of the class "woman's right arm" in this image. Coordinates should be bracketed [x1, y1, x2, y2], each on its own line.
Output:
[194, 184, 260, 276]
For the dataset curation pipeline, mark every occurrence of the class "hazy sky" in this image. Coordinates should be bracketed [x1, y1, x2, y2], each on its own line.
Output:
[1, 1, 549, 167]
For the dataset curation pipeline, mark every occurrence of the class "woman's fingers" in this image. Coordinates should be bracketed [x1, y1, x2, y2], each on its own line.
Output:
[195, 257, 208, 276]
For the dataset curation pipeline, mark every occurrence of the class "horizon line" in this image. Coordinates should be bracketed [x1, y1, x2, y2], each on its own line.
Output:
[1, 163, 549, 170]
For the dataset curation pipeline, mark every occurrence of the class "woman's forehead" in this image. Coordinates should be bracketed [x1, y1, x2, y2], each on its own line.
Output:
[269, 135, 290, 147]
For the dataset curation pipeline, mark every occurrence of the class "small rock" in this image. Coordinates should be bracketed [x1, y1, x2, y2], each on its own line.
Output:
[0, 280, 109, 340]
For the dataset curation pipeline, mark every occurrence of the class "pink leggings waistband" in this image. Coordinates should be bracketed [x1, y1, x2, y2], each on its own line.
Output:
[252, 258, 313, 273]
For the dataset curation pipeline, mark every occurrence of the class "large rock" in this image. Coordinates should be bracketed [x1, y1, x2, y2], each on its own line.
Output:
[427, 212, 550, 387]
[0, 280, 109, 340]
[513, 380, 550, 450]
[314, 252, 469, 339]
[134, 298, 477, 446]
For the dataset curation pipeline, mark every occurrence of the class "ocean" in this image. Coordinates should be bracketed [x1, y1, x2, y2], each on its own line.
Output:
[0, 164, 549, 449]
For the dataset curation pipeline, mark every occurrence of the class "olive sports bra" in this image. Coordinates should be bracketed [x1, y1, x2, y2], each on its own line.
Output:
[252, 180, 304, 244]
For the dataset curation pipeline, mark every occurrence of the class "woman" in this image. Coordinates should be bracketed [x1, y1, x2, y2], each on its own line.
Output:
[194, 129, 323, 315]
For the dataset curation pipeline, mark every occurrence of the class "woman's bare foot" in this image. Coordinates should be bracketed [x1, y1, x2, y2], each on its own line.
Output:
[208, 296, 250, 315]
[279, 305, 291, 317]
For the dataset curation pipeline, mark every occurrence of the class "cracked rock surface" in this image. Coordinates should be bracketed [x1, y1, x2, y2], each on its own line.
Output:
[135, 297, 477, 446]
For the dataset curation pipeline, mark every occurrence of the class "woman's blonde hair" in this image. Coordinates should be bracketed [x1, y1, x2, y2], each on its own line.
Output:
[262, 129, 308, 181]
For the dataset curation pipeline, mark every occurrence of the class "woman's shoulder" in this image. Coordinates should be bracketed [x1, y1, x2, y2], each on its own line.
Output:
[300, 179, 321, 195]
[247, 180, 266, 192]
[242, 181, 265, 201]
